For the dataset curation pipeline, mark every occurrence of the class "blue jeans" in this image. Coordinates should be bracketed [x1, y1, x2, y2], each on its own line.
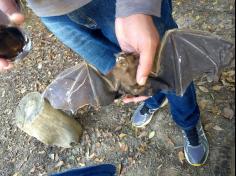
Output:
[51, 164, 116, 176]
[41, 0, 200, 130]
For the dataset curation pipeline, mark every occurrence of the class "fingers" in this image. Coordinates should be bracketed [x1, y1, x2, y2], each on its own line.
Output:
[136, 21, 160, 86]
[0, 59, 13, 72]
[123, 96, 150, 104]
[0, 0, 24, 25]
[0, 0, 19, 14]
[136, 44, 157, 86]
[9, 13, 25, 25]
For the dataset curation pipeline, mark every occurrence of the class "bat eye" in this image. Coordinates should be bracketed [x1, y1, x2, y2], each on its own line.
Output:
[121, 62, 128, 67]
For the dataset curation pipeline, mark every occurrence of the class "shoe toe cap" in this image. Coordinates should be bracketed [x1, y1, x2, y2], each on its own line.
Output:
[186, 144, 208, 165]
[132, 113, 147, 126]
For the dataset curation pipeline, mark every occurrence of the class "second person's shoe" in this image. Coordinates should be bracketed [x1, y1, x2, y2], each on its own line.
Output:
[131, 99, 168, 128]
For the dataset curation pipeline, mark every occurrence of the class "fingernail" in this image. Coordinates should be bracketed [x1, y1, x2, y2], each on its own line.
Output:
[138, 77, 147, 86]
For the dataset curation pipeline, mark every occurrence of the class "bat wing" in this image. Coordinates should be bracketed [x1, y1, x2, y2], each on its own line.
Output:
[43, 62, 117, 113]
[151, 29, 235, 96]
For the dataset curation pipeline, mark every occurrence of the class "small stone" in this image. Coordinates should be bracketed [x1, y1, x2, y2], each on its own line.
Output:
[49, 154, 55, 160]
[38, 63, 43, 69]
[223, 108, 234, 120]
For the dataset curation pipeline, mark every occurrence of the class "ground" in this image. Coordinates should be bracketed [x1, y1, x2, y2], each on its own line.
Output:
[0, 0, 235, 176]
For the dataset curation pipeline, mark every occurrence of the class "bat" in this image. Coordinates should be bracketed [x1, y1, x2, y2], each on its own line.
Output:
[44, 29, 234, 113]
[0, 25, 26, 60]
[0, 9, 30, 61]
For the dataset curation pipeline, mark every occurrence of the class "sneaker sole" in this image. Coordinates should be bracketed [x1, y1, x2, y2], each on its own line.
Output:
[184, 148, 209, 167]
[132, 99, 168, 128]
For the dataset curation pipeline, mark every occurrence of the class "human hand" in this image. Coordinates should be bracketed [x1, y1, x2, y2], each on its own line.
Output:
[122, 95, 150, 104]
[115, 14, 160, 86]
[115, 14, 160, 103]
[0, 0, 25, 72]
[0, 0, 24, 24]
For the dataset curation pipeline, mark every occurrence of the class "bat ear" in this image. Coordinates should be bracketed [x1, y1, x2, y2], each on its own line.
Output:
[116, 55, 129, 70]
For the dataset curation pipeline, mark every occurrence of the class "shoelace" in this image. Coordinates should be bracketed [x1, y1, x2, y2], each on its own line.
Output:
[185, 127, 199, 146]
[140, 105, 151, 115]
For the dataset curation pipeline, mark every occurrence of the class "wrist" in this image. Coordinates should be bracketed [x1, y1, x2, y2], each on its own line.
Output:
[116, 13, 152, 21]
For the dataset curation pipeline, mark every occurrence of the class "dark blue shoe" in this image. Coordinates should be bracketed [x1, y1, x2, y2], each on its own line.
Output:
[131, 99, 168, 128]
[183, 121, 209, 166]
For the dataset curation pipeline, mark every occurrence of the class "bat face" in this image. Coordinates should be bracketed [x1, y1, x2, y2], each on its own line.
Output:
[111, 53, 147, 95]
[0, 25, 25, 61]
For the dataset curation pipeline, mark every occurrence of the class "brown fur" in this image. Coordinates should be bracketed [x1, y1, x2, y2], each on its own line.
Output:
[109, 53, 147, 95]
[0, 25, 25, 60]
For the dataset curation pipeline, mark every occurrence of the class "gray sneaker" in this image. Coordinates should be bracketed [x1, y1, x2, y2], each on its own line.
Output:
[183, 121, 209, 166]
[131, 99, 168, 128]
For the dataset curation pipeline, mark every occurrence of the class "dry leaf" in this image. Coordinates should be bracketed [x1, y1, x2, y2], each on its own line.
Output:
[94, 157, 105, 163]
[54, 161, 64, 168]
[79, 163, 86, 167]
[55, 154, 59, 161]
[138, 131, 148, 138]
[225, 75, 235, 83]
[119, 142, 128, 152]
[13, 173, 22, 176]
[29, 166, 36, 173]
[114, 126, 122, 132]
[118, 163, 123, 175]
[195, 15, 200, 20]
[167, 137, 175, 146]
[199, 99, 209, 109]
[221, 80, 232, 87]
[212, 85, 223, 91]
[223, 70, 235, 77]
[89, 153, 96, 159]
[211, 106, 221, 115]
[178, 151, 185, 164]
[199, 86, 209, 93]
[138, 144, 148, 153]
[149, 131, 156, 139]
[213, 125, 224, 131]
[119, 133, 127, 139]
[197, 81, 207, 86]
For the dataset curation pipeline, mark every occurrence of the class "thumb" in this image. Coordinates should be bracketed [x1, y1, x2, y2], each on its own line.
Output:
[0, 59, 13, 71]
[136, 48, 156, 86]
[9, 13, 25, 25]
[0, 0, 24, 25]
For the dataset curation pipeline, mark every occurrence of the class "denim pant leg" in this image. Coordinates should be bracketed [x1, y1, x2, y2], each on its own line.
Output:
[165, 83, 200, 130]
[40, 1, 120, 75]
[145, 0, 200, 130]
[51, 164, 116, 176]
[145, 0, 177, 109]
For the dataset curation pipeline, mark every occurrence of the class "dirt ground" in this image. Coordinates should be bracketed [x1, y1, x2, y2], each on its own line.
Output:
[0, 0, 235, 176]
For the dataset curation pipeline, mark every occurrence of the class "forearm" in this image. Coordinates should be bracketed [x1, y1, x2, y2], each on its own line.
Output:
[116, 0, 162, 17]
